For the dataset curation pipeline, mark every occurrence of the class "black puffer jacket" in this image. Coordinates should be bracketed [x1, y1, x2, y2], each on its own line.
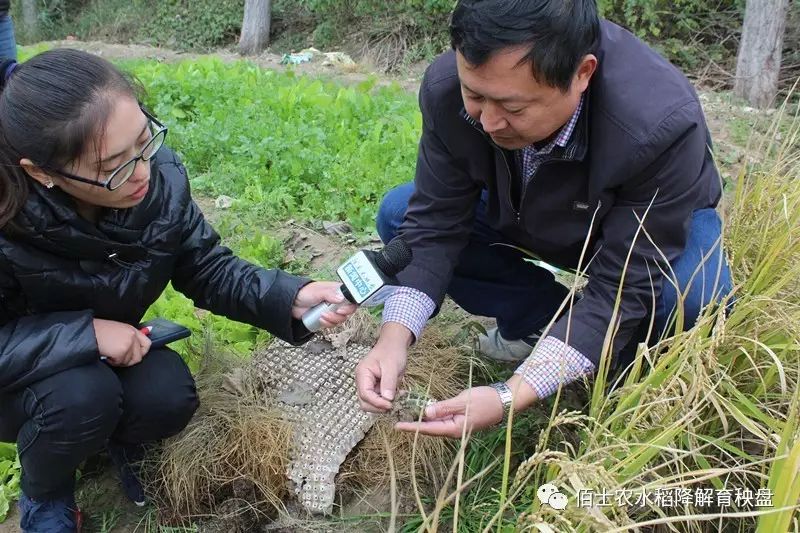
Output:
[0, 2, 8, 17]
[0, 147, 312, 392]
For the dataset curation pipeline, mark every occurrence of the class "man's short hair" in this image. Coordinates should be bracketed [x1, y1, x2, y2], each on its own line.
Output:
[450, 0, 600, 92]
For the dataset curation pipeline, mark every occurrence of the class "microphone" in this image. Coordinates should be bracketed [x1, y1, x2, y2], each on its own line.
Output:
[301, 237, 413, 332]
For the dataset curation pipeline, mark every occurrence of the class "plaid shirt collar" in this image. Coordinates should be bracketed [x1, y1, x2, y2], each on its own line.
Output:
[536, 94, 584, 153]
[517, 95, 584, 182]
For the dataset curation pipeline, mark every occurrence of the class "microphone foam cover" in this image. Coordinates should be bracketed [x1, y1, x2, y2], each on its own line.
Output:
[375, 237, 413, 276]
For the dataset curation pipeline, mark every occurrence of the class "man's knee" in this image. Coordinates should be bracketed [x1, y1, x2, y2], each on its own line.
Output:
[376, 182, 414, 244]
[657, 208, 733, 332]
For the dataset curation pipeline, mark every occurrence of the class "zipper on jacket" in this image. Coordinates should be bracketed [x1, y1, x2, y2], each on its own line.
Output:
[496, 147, 520, 224]
[460, 108, 581, 226]
[461, 110, 523, 225]
[107, 251, 142, 271]
[516, 148, 582, 226]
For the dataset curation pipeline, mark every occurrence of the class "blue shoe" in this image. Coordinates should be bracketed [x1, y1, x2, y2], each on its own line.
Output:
[107, 442, 146, 506]
[19, 492, 82, 533]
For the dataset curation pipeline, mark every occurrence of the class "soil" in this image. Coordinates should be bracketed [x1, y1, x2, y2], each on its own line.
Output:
[0, 508, 16, 533]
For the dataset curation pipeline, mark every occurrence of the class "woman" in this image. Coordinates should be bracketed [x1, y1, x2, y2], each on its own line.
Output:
[0, 49, 355, 532]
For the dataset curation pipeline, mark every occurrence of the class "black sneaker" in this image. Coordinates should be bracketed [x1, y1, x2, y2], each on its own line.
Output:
[106, 442, 146, 506]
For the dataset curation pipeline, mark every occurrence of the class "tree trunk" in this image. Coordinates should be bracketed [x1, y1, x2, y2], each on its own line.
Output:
[238, 0, 271, 56]
[734, 0, 789, 109]
[21, 0, 39, 39]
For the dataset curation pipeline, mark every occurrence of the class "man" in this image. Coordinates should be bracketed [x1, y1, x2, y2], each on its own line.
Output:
[356, 0, 732, 436]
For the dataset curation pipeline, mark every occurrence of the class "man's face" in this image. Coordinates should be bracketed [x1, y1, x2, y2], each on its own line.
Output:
[456, 47, 596, 150]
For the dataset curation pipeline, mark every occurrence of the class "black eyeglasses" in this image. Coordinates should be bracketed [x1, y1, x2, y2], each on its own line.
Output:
[44, 107, 168, 191]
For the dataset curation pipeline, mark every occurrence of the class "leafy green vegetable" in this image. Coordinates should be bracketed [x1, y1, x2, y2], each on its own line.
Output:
[0, 443, 21, 522]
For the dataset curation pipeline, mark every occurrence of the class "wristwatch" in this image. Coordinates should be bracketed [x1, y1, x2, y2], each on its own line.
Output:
[489, 381, 513, 420]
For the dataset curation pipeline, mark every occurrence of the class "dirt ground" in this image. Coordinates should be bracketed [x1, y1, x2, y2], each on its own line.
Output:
[0, 40, 775, 533]
[0, 508, 16, 533]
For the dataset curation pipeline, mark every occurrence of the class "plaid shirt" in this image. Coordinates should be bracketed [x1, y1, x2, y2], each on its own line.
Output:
[382, 97, 595, 399]
[518, 96, 583, 183]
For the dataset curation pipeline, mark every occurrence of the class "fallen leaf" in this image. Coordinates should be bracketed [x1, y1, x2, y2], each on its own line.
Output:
[322, 221, 354, 236]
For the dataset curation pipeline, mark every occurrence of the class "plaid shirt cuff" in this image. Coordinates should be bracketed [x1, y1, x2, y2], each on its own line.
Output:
[382, 287, 436, 342]
[514, 336, 595, 399]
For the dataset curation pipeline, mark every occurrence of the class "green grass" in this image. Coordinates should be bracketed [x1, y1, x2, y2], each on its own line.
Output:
[128, 56, 420, 232]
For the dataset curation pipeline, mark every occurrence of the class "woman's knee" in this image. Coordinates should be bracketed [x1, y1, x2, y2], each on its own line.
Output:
[23, 363, 123, 451]
[155, 362, 199, 438]
[113, 349, 199, 443]
[376, 183, 414, 244]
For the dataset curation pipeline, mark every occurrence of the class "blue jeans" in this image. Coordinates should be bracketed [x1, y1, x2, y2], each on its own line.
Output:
[0, 14, 17, 61]
[377, 183, 733, 351]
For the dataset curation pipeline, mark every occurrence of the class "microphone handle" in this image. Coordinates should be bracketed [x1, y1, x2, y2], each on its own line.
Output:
[301, 300, 347, 332]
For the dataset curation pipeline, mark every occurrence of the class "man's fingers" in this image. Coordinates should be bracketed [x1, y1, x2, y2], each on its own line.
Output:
[394, 419, 462, 438]
[425, 398, 465, 420]
[360, 391, 392, 411]
[355, 364, 375, 395]
[359, 399, 388, 413]
[355, 365, 393, 411]
[358, 388, 392, 411]
[380, 364, 400, 405]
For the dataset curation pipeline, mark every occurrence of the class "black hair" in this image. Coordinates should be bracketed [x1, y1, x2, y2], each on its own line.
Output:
[0, 49, 140, 227]
[450, 0, 600, 92]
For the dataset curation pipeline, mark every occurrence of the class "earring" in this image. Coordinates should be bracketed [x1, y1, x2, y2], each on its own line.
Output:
[45, 180, 54, 189]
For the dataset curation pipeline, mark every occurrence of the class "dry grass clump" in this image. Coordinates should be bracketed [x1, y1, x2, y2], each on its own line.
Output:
[149, 307, 481, 525]
[337, 314, 483, 498]
[149, 347, 292, 523]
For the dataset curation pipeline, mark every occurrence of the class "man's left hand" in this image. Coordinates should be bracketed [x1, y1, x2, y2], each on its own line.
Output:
[291, 281, 358, 329]
[394, 386, 505, 438]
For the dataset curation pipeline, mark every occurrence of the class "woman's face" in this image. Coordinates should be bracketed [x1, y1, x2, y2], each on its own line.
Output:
[26, 95, 156, 210]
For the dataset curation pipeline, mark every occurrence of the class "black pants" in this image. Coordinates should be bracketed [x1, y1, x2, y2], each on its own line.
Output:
[0, 348, 199, 500]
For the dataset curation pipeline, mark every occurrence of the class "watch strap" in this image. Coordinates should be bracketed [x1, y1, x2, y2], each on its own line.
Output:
[489, 381, 513, 419]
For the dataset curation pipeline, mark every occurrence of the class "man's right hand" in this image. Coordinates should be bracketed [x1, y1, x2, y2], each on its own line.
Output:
[93, 318, 152, 367]
[356, 323, 414, 412]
